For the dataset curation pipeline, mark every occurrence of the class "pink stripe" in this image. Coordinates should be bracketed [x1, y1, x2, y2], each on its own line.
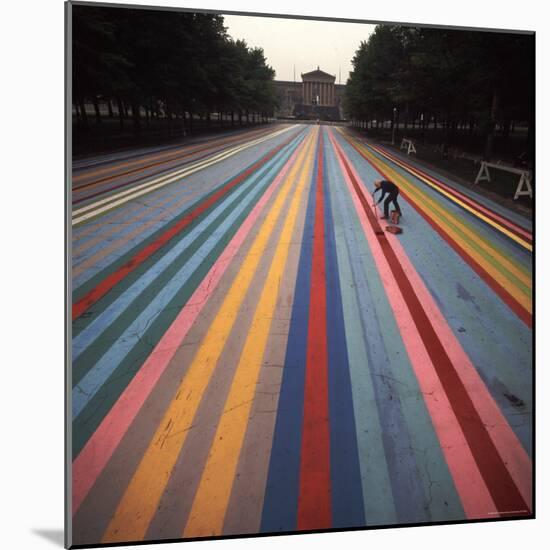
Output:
[366, 141, 532, 241]
[72, 135, 308, 515]
[345, 134, 532, 507]
[328, 129, 497, 519]
[388, 225, 532, 506]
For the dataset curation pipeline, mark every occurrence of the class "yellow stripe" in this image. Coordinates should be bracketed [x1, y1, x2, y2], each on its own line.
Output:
[361, 146, 532, 311]
[182, 125, 315, 538]
[351, 140, 532, 302]
[353, 139, 530, 284]
[101, 128, 318, 544]
[364, 139, 532, 252]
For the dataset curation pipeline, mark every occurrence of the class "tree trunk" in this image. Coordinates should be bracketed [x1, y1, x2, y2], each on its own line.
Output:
[182, 110, 187, 134]
[421, 114, 426, 144]
[441, 113, 451, 158]
[131, 103, 141, 137]
[78, 97, 89, 129]
[107, 99, 114, 118]
[74, 102, 81, 122]
[167, 107, 173, 136]
[396, 110, 400, 142]
[116, 97, 124, 129]
[92, 96, 101, 124]
[503, 119, 511, 141]
[484, 89, 499, 161]
[451, 120, 457, 144]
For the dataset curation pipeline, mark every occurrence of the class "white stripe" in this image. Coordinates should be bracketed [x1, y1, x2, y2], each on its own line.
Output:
[73, 126, 291, 217]
[72, 126, 296, 226]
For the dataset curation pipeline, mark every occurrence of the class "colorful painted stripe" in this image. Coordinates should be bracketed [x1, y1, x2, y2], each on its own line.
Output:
[361, 137, 532, 248]
[340, 132, 532, 326]
[330, 130, 530, 517]
[70, 124, 532, 547]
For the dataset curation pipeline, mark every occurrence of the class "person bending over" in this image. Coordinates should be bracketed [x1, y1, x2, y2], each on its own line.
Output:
[373, 179, 402, 220]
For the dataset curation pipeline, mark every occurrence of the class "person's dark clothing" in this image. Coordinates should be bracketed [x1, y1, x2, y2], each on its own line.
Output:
[374, 180, 402, 218]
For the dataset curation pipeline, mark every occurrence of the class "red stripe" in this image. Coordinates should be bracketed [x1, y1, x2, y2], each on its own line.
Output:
[73, 142, 255, 206]
[346, 138, 532, 328]
[72, 139, 289, 321]
[297, 131, 332, 530]
[73, 126, 274, 192]
[366, 140, 532, 243]
[337, 146, 530, 516]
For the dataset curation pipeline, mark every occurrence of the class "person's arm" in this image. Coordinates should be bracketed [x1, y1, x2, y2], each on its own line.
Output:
[376, 189, 387, 204]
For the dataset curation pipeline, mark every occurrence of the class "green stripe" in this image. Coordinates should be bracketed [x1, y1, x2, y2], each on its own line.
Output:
[72, 143, 284, 305]
[360, 143, 532, 294]
[71, 177, 269, 458]
[328, 167, 397, 525]
[333, 157, 465, 522]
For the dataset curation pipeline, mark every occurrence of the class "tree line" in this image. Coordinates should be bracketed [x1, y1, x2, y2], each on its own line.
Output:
[344, 25, 534, 161]
[73, 6, 278, 135]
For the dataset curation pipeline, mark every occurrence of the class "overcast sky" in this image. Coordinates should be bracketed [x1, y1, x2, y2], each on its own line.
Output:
[223, 14, 375, 83]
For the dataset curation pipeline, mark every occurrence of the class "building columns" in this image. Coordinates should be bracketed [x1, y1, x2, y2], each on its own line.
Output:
[301, 75, 336, 107]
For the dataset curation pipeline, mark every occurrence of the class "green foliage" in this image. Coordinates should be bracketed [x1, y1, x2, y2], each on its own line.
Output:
[344, 24, 534, 134]
[72, 6, 277, 120]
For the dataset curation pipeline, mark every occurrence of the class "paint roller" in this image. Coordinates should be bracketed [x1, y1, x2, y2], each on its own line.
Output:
[371, 191, 385, 235]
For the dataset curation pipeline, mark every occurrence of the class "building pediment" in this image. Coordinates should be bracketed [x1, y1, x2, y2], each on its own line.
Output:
[301, 68, 335, 82]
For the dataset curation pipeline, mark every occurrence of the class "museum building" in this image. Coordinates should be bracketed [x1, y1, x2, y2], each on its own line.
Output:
[274, 67, 346, 121]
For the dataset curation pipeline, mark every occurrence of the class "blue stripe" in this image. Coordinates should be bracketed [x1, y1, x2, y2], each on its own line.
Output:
[73, 127, 306, 290]
[260, 138, 318, 533]
[322, 130, 365, 528]
[72, 133, 307, 420]
[72, 127, 306, 256]
[325, 130, 397, 525]
[329, 138, 430, 524]
[72, 132, 305, 361]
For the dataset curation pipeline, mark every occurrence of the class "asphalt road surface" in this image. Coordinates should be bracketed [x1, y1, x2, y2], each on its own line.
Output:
[70, 123, 532, 546]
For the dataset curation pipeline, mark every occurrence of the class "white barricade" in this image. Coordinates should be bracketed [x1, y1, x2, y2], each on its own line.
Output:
[400, 138, 417, 155]
[474, 161, 533, 200]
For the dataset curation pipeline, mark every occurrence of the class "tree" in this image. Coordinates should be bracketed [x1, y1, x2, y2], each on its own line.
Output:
[72, 6, 278, 139]
[344, 23, 534, 160]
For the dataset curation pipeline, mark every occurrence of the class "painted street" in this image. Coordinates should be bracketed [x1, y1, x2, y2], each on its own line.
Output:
[70, 124, 532, 545]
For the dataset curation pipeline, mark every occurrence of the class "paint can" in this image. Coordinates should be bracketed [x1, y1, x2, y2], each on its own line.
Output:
[385, 225, 403, 235]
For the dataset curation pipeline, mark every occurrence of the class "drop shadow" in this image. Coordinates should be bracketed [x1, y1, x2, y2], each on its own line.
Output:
[32, 529, 65, 547]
